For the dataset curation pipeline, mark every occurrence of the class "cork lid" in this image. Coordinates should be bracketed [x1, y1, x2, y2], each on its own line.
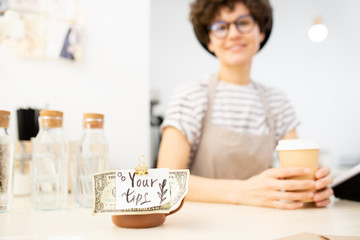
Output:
[83, 113, 104, 129]
[40, 110, 63, 118]
[0, 110, 10, 128]
[39, 110, 63, 128]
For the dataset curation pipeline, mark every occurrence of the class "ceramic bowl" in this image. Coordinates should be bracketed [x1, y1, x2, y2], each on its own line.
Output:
[111, 199, 185, 228]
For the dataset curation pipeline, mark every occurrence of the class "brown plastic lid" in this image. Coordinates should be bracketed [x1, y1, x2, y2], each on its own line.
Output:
[0, 110, 10, 128]
[83, 113, 104, 129]
[39, 110, 63, 128]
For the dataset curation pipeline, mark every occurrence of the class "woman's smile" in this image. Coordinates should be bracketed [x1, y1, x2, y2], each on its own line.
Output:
[226, 43, 247, 52]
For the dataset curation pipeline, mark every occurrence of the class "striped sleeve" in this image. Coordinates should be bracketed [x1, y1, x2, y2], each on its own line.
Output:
[266, 87, 300, 141]
[160, 80, 208, 146]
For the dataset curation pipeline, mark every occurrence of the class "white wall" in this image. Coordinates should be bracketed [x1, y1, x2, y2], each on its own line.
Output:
[0, 0, 151, 169]
[150, 0, 360, 166]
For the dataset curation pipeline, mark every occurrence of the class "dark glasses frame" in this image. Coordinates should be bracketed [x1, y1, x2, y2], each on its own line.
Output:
[208, 14, 256, 38]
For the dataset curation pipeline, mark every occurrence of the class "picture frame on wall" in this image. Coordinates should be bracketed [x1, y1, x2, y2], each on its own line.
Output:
[3, 12, 46, 59]
[47, 0, 79, 21]
[4, 0, 82, 61]
[45, 0, 82, 61]
[45, 20, 82, 61]
[0, 0, 9, 14]
[9, 0, 45, 13]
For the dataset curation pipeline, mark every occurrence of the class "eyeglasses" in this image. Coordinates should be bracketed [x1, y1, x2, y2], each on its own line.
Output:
[208, 14, 256, 39]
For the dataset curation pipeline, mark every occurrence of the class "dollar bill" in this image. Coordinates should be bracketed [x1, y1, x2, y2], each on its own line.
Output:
[92, 169, 189, 216]
[168, 169, 189, 212]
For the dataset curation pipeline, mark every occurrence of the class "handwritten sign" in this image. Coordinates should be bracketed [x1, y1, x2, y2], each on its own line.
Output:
[115, 168, 170, 210]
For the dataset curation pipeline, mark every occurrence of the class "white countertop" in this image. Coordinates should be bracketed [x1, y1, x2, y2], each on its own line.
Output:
[1, 196, 360, 240]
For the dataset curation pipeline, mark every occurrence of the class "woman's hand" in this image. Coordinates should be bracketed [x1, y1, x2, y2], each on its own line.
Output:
[237, 167, 316, 209]
[313, 167, 333, 207]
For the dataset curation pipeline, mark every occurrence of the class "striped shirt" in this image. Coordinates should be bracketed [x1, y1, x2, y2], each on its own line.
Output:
[161, 74, 299, 160]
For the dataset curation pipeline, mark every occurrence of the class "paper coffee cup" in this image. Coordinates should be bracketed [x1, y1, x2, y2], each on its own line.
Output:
[276, 139, 319, 202]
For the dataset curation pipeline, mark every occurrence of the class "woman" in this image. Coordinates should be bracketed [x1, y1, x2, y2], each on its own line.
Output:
[157, 0, 333, 209]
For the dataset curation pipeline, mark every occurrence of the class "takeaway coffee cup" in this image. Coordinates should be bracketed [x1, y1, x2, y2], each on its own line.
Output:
[276, 139, 319, 202]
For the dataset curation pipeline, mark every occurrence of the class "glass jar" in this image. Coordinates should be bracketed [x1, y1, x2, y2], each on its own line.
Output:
[76, 113, 108, 208]
[14, 140, 32, 196]
[32, 110, 67, 210]
[0, 110, 14, 213]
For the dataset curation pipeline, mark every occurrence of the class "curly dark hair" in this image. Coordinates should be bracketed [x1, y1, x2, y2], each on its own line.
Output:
[189, 0, 273, 55]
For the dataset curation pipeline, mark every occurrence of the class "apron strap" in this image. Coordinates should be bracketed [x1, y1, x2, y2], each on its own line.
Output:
[188, 74, 218, 170]
[204, 73, 219, 123]
[254, 82, 275, 135]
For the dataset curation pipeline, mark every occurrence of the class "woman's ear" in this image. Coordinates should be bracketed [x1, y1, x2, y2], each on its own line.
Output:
[259, 32, 265, 43]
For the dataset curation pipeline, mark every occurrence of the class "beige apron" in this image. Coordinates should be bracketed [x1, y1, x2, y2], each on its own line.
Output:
[190, 74, 277, 179]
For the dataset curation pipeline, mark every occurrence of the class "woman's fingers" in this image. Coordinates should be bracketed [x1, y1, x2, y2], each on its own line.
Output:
[315, 174, 333, 190]
[270, 200, 303, 210]
[268, 178, 314, 191]
[265, 167, 311, 179]
[313, 187, 334, 202]
[271, 190, 314, 202]
[314, 198, 331, 207]
[315, 167, 331, 179]
[253, 167, 333, 209]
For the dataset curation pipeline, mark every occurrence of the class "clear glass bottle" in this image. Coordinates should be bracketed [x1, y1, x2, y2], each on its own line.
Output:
[0, 110, 14, 213]
[32, 110, 67, 210]
[76, 113, 108, 208]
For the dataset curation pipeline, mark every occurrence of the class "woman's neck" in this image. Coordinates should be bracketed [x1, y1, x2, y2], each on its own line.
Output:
[218, 61, 252, 85]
